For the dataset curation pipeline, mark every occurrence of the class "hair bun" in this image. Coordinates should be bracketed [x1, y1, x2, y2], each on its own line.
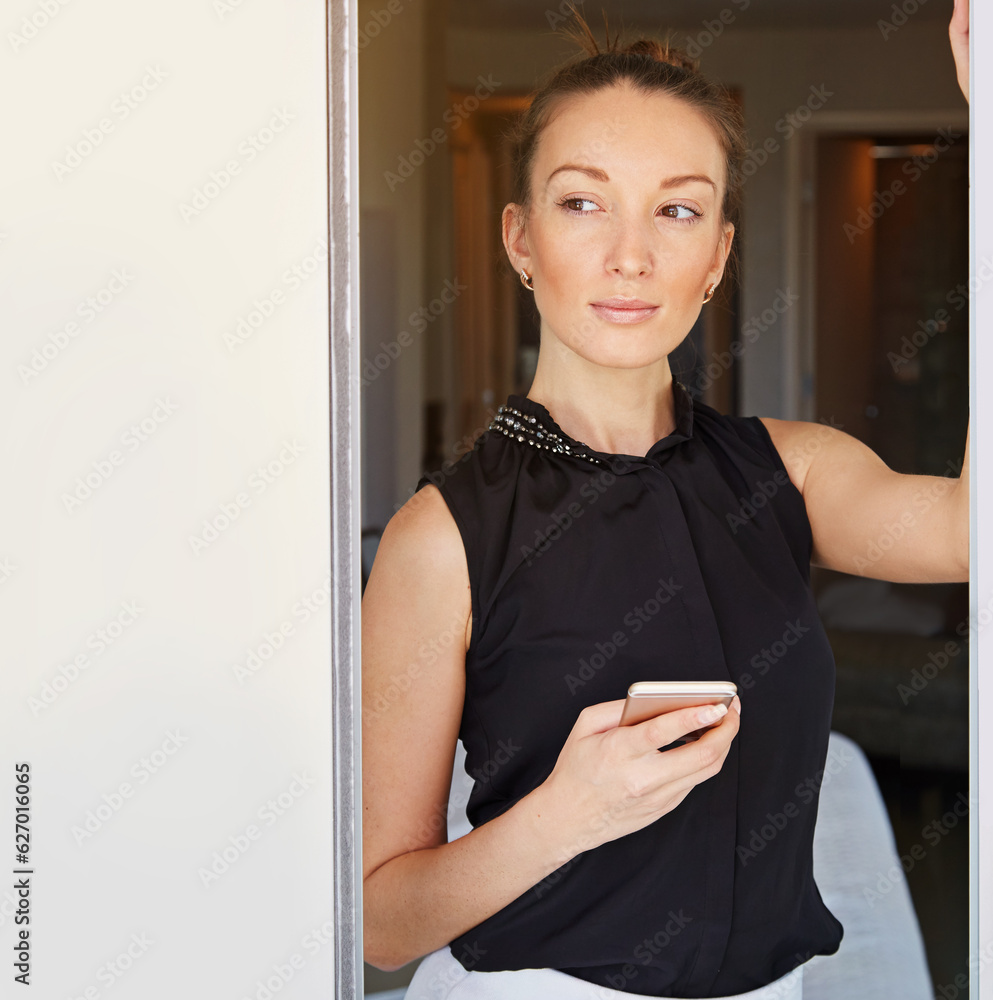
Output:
[557, 9, 700, 75]
[621, 38, 699, 74]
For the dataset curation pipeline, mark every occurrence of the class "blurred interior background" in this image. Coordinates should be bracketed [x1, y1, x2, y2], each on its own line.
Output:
[357, 0, 970, 994]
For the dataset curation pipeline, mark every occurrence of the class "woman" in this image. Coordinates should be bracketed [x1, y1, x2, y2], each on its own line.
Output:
[362, 5, 971, 998]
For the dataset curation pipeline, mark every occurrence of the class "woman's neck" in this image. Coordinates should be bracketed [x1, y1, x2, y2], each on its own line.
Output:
[526, 355, 678, 457]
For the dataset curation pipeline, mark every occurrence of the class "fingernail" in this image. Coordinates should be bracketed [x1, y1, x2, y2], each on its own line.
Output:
[700, 703, 728, 724]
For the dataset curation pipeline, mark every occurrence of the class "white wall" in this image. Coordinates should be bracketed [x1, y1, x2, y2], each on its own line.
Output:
[1, 2, 333, 995]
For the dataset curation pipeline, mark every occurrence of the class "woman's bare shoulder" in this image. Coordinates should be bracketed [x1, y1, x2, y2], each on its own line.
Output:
[367, 484, 472, 652]
[389, 482, 459, 539]
[378, 484, 466, 578]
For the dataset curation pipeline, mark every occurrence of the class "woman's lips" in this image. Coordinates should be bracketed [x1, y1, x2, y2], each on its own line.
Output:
[590, 299, 660, 324]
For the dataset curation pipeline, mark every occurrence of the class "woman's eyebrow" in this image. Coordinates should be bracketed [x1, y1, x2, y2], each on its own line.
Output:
[545, 163, 609, 186]
[661, 173, 717, 192]
[545, 164, 717, 193]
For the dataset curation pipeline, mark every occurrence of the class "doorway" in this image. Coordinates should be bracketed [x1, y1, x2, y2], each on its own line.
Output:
[803, 121, 970, 990]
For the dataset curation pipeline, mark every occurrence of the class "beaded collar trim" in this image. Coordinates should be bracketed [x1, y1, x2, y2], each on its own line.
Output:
[488, 404, 607, 466]
[488, 381, 693, 469]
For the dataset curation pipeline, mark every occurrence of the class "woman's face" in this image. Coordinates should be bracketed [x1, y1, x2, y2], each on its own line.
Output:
[504, 81, 734, 371]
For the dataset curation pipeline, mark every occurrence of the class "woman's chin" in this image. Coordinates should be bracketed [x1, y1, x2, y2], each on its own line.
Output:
[573, 349, 673, 372]
[548, 317, 687, 371]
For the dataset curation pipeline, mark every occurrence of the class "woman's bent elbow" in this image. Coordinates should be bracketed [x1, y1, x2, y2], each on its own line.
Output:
[364, 951, 406, 974]
[363, 932, 422, 974]
[363, 898, 427, 972]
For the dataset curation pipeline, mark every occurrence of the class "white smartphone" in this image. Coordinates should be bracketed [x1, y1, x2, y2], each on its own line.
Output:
[619, 681, 737, 740]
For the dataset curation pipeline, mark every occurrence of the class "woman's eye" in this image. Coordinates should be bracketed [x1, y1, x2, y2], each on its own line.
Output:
[660, 203, 700, 221]
[561, 197, 598, 213]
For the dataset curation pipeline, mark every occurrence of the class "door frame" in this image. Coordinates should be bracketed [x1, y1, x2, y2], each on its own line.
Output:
[337, 14, 993, 994]
[330, 1, 362, 997]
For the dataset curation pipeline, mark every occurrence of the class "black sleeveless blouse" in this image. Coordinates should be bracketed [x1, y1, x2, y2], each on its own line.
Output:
[413, 381, 843, 997]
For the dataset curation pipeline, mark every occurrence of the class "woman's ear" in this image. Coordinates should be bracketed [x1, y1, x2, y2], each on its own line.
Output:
[707, 223, 735, 287]
[502, 203, 531, 276]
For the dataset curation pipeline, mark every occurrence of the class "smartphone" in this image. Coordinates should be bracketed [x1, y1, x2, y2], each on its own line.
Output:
[619, 681, 737, 740]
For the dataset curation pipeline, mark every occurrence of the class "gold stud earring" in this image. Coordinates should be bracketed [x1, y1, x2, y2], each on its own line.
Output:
[703, 284, 717, 304]
[520, 269, 534, 291]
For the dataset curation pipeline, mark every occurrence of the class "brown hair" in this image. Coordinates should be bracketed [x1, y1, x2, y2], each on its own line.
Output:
[506, 5, 747, 283]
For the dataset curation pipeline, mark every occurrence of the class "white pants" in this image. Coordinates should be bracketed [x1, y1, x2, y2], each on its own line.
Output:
[403, 945, 804, 1000]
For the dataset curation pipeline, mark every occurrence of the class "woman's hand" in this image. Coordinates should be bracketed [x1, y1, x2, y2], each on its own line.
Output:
[531, 694, 742, 860]
[950, 0, 969, 103]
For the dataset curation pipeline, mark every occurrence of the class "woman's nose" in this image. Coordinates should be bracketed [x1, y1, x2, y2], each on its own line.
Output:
[605, 218, 655, 278]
